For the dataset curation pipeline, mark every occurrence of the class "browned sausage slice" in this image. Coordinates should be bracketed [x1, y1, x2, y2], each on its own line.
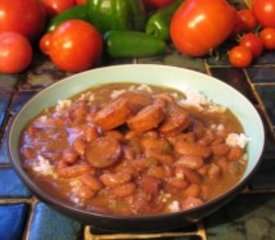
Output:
[127, 103, 165, 132]
[175, 142, 211, 158]
[118, 91, 152, 113]
[85, 136, 122, 168]
[94, 98, 131, 131]
[159, 105, 190, 136]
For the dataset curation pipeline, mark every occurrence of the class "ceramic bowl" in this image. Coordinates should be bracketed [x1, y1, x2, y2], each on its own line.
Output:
[8, 64, 265, 232]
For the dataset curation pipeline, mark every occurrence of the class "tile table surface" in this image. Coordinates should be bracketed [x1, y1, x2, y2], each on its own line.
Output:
[1, 1, 275, 239]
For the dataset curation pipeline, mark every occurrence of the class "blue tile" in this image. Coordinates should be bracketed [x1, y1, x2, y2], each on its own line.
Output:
[210, 67, 258, 104]
[0, 203, 29, 240]
[246, 67, 275, 83]
[0, 94, 11, 130]
[205, 194, 275, 240]
[256, 85, 275, 125]
[0, 126, 10, 164]
[29, 203, 82, 240]
[0, 168, 31, 198]
[253, 51, 275, 65]
[10, 91, 37, 113]
[0, 74, 19, 93]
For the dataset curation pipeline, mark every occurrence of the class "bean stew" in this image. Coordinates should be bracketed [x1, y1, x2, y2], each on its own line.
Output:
[20, 83, 249, 216]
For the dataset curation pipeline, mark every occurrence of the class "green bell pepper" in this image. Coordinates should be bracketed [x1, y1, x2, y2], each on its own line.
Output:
[145, 0, 183, 41]
[87, 0, 146, 34]
[47, 5, 89, 32]
[105, 30, 167, 58]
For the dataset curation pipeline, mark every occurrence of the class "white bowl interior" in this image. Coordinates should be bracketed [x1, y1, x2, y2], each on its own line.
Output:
[10, 64, 264, 183]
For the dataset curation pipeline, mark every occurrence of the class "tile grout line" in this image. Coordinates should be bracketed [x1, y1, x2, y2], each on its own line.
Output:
[242, 69, 275, 140]
[22, 197, 39, 240]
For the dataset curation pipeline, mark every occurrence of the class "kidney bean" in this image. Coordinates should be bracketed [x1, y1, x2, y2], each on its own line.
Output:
[208, 164, 221, 179]
[228, 147, 244, 161]
[86, 136, 122, 168]
[176, 155, 204, 170]
[124, 131, 141, 140]
[122, 146, 135, 160]
[145, 150, 174, 165]
[100, 172, 132, 188]
[105, 131, 124, 141]
[79, 174, 103, 192]
[85, 126, 99, 142]
[113, 183, 136, 198]
[58, 164, 91, 178]
[180, 196, 204, 211]
[197, 165, 209, 176]
[211, 136, 225, 146]
[73, 138, 86, 156]
[167, 177, 189, 190]
[140, 137, 171, 153]
[127, 103, 165, 132]
[21, 147, 36, 160]
[76, 184, 95, 200]
[62, 149, 78, 164]
[177, 167, 202, 185]
[94, 98, 131, 131]
[175, 142, 211, 158]
[147, 166, 169, 180]
[215, 157, 229, 173]
[211, 144, 230, 156]
[193, 121, 206, 139]
[184, 184, 201, 198]
[139, 176, 161, 196]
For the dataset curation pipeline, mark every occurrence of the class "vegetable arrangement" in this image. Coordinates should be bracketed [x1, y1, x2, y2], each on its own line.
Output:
[0, 0, 274, 73]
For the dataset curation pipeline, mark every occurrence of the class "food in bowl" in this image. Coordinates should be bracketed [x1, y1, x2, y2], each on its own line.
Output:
[20, 83, 249, 216]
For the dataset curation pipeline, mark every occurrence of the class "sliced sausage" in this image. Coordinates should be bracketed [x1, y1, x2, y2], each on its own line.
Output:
[85, 136, 122, 168]
[159, 105, 190, 136]
[175, 142, 211, 158]
[119, 91, 152, 113]
[94, 98, 131, 131]
[127, 103, 165, 132]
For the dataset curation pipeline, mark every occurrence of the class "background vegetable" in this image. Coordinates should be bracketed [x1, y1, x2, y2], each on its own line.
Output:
[0, 0, 46, 40]
[47, 5, 89, 32]
[146, 0, 182, 41]
[142, 0, 176, 10]
[240, 33, 263, 57]
[252, 0, 275, 28]
[105, 30, 167, 58]
[260, 28, 275, 50]
[170, 0, 236, 57]
[49, 20, 103, 72]
[42, 0, 76, 17]
[87, 0, 146, 33]
[0, 32, 33, 74]
[228, 45, 253, 68]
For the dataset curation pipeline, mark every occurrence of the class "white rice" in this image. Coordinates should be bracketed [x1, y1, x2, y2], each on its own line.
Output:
[168, 200, 180, 213]
[226, 133, 251, 148]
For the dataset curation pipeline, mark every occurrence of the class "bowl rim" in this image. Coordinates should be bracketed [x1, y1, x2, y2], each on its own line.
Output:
[8, 64, 266, 221]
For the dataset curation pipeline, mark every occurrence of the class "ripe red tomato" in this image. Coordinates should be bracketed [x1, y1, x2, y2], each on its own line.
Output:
[49, 20, 103, 72]
[42, 0, 76, 17]
[260, 28, 275, 50]
[142, 0, 175, 10]
[75, 0, 87, 5]
[0, 32, 33, 74]
[252, 0, 275, 28]
[39, 32, 52, 55]
[229, 45, 253, 68]
[170, 0, 236, 57]
[0, 0, 45, 40]
[238, 9, 258, 32]
[240, 33, 263, 57]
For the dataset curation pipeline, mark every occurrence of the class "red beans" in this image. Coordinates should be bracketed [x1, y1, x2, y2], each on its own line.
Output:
[21, 83, 247, 216]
